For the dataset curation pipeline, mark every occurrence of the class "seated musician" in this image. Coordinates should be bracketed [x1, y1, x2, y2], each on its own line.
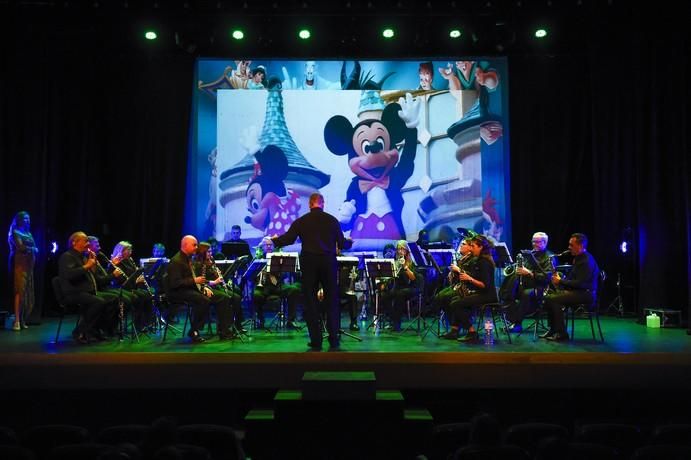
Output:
[152, 243, 166, 258]
[431, 235, 475, 319]
[442, 235, 497, 343]
[504, 232, 554, 333]
[166, 235, 236, 342]
[251, 238, 301, 330]
[207, 237, 226, 260]
[196, 241, 246, 335]
[87, 235, 134, 337]
[58, 231, 119, 344]
[542, 233, 599, 341]
[379, 240, 419, 332]
[110, 241, 155, 332]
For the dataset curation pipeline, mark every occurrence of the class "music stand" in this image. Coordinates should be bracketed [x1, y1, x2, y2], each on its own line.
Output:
[221, 241, 251, 259]
[266, 253, 299, 330]
[493, 242, 513, 268]
[330, 257, 363, 342]
[364, 259, 394, 332]
[407, 242, 427, 267]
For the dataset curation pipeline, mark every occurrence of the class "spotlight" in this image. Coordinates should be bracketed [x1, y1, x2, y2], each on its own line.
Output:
[231, 29, 244, 40]
[298, 29, 311, 39]
[382, 28, 395, 39]
[449, 29, 461, 38]
[619, 241, 628, 254]
[534, 28, 547, 38]
[51, 242, 58, 254]
[144, 31, 157, 40]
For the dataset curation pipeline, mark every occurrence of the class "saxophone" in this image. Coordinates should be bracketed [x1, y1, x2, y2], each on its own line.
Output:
[451, 253, 473, 296]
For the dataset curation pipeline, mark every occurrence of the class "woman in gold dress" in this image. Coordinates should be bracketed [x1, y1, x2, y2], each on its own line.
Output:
[7, 211, 37, 331]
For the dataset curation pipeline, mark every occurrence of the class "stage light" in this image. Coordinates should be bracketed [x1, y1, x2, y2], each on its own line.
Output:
[620, 241, 628, 254]
[51, 242, 58, 254]
[231, 29, 244, 40]
[449, 29, 462, 39]
[144, 31, 157, 40]
[382, 28, 395, 39]
[298, 29, 311, 40]
[534, 28, 547, 38]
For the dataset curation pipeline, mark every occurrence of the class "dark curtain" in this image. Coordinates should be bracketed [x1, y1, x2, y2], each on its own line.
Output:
[1, 8, 689, 323]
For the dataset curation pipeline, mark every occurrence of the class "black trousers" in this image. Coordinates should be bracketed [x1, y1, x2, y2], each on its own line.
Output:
[167, 290, 209, 333]
[543, 290, 594, 334]
[300, 253, 338, 345]
[506, 288, 543, 325]
[380, 287, 416, 328]
[64, 291, 117, 337]
[448, 294, 498, 330]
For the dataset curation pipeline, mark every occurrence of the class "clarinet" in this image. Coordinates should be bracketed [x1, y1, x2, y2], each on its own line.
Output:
[210, 258, 229, 294]
[93, 250, 126, 339]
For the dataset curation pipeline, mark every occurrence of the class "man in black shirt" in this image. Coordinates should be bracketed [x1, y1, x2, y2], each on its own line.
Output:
[58, 231, 118, 343]
[505, 232, 555, 332]
[268, 193, 352, 350]
[543, 233, 600, 341]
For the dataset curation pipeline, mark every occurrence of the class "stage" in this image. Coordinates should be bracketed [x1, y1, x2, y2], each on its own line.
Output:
[1, 315, 690, 392]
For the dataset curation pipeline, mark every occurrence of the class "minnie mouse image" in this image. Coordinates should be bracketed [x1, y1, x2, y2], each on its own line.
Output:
[243, 143, 301, 236]
[324, 92, 420, 241]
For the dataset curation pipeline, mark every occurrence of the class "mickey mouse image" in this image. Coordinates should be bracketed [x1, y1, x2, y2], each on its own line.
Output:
[243, 140, 301, 236]
[324, 93, 421, 240]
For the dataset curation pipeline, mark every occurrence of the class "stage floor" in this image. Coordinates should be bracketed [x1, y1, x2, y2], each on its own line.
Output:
[1, 315, 690, 391]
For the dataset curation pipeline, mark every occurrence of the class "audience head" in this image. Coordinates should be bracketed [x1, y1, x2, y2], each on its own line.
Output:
[469, 412, 501, 446]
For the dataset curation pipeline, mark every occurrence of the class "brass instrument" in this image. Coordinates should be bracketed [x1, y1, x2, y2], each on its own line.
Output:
[344, 266, 358, 296]
[450, 253, 473, 296]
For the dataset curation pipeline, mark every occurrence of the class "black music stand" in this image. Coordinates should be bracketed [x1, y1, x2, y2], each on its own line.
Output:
[328, 258, 363, 342]
[364, 259, 394, 333]
[221, 241, 251, 259]
[419, 248, 450, 340]
[266, 253, 299, 331]
[242, 259, 268, 332]
[493, 242, 513, 268]
[407, 242, 427, 267]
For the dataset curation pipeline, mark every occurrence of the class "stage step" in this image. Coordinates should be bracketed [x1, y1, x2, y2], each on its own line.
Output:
[243, 372, 434, 459]
[302, 370, 376, 400]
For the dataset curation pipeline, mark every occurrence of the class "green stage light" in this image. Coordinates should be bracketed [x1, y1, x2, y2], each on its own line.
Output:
[535, 28, 547, 38]
[449, 29, 461, 39]
[298, 29, 311, 40]
[231, 29, 244, 40]
[382, 28, 395, 39]
[144, 31, 157, 40]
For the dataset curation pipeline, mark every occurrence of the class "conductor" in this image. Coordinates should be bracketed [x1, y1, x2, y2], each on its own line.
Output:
[266, 193, 352, 350]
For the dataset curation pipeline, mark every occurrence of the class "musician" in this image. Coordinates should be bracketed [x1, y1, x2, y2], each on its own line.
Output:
[166, 235, 235, 342]
[224, 224, 247, 244]
[442, 235, 497, 343]
[207, 237, 226, 260]
[58, 232, 118, 344]
[110, 241, 155, 332]
[542, 233, 599, 341]
[268, 192, 352, 350]
[504, 232, 555, 333]
[87, 235, 134, 336]
[152, 243, 166, 258]
[379, 240, 419, 332]
[198, 241, 246, 334]
[251, 238, 302, 330]
[430, 236, 475, 319]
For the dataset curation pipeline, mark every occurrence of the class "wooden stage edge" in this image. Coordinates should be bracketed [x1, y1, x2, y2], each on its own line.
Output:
[2, 351, 691, 390]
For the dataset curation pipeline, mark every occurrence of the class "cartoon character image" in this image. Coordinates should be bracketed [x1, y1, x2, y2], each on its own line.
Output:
[324, 93, 421, 240]
[418, 61, 435, 90]
[247, 65, 267, 89]
[281, 60, 340, 90]
[243, 144, 301, 236]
